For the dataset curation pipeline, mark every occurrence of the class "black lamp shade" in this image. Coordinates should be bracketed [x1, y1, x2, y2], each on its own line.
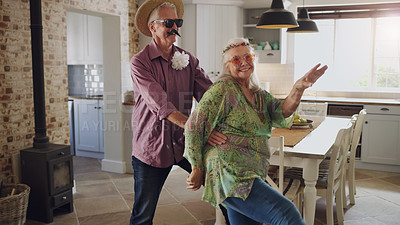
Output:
[287, 8, 319, 33]
[256, 0, 298, 29]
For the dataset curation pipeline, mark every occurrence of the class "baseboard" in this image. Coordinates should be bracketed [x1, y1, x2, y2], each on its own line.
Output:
[75, 150, 104, 159]
[101, 159, 126, 174]
[125, 162, 133, 173]
[355, 160, 400, 173]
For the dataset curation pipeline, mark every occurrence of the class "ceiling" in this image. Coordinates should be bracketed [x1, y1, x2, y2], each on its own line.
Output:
[242, 0, 400, 8]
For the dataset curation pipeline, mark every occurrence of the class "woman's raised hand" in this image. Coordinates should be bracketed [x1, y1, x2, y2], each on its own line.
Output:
[294, 63, 328, 91]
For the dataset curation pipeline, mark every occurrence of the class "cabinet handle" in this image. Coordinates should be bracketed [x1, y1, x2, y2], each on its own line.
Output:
[94, 106, 98, 109]
[267, 53, 274, 56]
[62, 196, 67, 200]
[97, 107, 102, 109]
[365, 121, 368, 124]
[59, 152, 65, 156]
[380, 107, 389, 111]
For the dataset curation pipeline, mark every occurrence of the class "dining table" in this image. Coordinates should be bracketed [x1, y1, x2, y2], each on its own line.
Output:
[269, 116, 351, 225]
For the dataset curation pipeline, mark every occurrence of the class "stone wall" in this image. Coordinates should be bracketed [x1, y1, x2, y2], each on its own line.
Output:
[0, 0, 139, 179]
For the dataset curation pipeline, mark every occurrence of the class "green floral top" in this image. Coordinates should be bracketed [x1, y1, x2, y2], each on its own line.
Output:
[184, 78, 292, 207]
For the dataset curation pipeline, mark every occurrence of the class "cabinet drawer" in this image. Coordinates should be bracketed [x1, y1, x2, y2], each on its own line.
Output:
[327, 104, 363, 117]
[255, 50, 281, 63]
[52, 190, 72, 208]
[364, 105, 400, 115]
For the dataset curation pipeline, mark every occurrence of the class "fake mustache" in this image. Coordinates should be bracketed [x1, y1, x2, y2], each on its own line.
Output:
[167, 29, 181, 37]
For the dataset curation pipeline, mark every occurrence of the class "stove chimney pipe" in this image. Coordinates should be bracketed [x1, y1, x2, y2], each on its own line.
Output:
[30, 0, 49, 148]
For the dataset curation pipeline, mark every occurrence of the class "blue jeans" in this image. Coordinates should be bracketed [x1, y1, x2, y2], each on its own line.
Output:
[223, 178, 306, 225]
[129, 156, 191, 225]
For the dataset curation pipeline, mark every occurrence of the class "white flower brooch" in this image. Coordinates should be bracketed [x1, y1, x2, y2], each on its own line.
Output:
[171, 51, 189, 70]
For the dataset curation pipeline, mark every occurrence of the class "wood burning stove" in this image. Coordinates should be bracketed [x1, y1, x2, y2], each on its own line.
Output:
[20, 0, 74, 223]
[20, 145, 74, 223]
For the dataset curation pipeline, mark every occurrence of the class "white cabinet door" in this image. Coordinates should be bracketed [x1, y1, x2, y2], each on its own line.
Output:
[196, 4, 217, 79]
[98, 100, 104, 153]
[185, 3, 243, 82]
[86, 15, 103, 64]
[361, 114, 400, 165]
[74, 99, 104, 157]
[67, 11, 85, 64]
[67, 12, 103, 65]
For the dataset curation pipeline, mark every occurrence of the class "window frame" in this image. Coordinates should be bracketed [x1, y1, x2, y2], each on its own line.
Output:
[294, 3, 400, 93]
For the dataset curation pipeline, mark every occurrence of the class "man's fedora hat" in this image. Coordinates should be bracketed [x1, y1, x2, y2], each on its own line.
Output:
[135, 0, 184, 37]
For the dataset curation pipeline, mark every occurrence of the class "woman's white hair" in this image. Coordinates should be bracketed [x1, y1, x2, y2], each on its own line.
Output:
[148, 2, 177, 24]
[219, 37, 261, 92]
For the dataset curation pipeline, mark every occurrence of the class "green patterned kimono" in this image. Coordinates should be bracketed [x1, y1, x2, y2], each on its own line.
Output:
[184, 77, 292, 207]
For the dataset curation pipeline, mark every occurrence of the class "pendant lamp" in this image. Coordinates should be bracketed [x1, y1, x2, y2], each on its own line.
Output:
[256, 0, 298, 29]
[287, 2, 319, 33]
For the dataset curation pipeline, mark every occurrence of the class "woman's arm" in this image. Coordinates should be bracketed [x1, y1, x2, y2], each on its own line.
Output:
[282, 64, 328, 117]
[186, 166, 203, 191]
[184, 80, 231, 190]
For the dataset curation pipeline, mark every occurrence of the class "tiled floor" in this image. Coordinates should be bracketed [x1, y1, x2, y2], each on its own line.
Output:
[26, 156, 400, 225]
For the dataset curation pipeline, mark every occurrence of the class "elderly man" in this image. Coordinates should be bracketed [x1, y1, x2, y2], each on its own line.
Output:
[130, 0, 227, 224]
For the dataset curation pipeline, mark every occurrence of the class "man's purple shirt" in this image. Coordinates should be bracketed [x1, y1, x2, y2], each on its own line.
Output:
[130, 39, 212, 168]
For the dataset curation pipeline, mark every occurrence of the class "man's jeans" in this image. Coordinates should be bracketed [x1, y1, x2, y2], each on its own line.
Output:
[223, 178, 306, 225]
[129, 156, 191, 225]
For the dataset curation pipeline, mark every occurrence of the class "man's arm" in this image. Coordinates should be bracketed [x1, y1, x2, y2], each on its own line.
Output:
[167, 110, 188, 129]
[167, 110, 226, 145]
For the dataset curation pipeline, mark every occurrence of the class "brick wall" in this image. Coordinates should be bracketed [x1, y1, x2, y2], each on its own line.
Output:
[0, 0, 139, 179]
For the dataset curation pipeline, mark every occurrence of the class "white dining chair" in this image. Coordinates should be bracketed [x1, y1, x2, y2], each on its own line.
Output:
[344, 109, 367, 206]
[296, 102, 328, 117]
[266, 136, 303, 208]
[285, 122, 354, 225]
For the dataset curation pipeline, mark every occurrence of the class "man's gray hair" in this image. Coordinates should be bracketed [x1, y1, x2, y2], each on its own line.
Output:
[148, 2, 177, 24]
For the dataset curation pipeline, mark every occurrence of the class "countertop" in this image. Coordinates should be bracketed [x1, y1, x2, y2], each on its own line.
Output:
[69, 95, 103, 100]
[274, 95, 400, 106]
[122, 101, 135, 105]
[69, 95, 400, 106]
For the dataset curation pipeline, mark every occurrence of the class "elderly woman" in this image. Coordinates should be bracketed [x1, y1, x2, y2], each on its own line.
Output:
[184, 38, 327, 225]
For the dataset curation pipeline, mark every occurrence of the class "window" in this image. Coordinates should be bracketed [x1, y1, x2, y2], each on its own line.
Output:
[294, 14, 400, 92]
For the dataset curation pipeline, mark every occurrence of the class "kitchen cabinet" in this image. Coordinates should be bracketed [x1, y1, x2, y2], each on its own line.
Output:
[243, 8, 286, 64]
[361, 105, 400, 166]
[67, 11, 103, 65]
[73, 99, 104, 159]
[181, 2, 243, 82]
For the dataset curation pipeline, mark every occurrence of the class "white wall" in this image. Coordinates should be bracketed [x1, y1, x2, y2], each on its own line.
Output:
[101, 14, 126, 173]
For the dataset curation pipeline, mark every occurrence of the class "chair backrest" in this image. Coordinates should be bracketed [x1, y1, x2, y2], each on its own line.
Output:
[266, 136, 284, 194]
[349, 109, 367, 161]
[327, 122, 354, 190]
[296, 102, 328, 117]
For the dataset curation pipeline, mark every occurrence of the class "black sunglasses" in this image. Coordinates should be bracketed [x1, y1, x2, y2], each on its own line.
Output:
[152, 19, 183, 28]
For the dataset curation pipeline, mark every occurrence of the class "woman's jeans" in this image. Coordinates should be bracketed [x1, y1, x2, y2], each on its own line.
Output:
[129, 156, 191, 225]
[222, 178, 306, 225]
